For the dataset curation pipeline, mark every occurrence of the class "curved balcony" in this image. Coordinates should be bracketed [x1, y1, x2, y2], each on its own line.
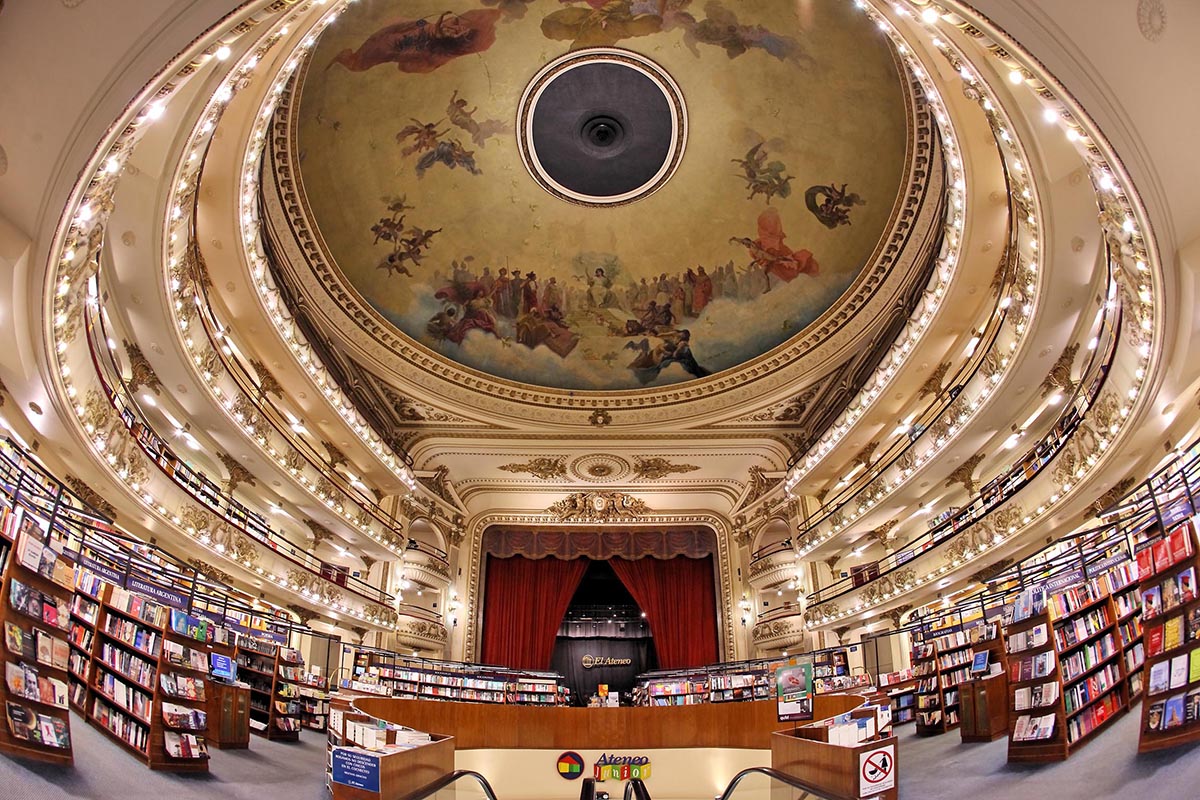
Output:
[401, 547, 452, 590]
[750, 604, 809, 653]
[393, 608, 449, 653]
[747, 544, 800, 591]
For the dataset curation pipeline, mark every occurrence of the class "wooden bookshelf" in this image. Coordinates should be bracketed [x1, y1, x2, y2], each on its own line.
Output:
[0, 514, 76, 765]
[86, 584, 211, 771]
[236, 639, 303, 741]
[960, 625, 1010, 742]
[883, 678, 917, 725]
[912, 634, 970, 735]
[67, 571, 104, 713]
[1006, 584, 1130, 763]
[1136, 518, 1200, 753]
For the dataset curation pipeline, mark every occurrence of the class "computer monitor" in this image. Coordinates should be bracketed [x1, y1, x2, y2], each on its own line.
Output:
[210, 652, 237, 683]
[970, 651, 990, 674]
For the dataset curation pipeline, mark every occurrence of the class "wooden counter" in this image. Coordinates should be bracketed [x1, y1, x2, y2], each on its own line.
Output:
[348, 695, 865, 750]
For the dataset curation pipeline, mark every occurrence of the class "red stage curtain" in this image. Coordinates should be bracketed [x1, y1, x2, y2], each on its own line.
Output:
[480, 556, 588, 670]
[610, 555, 718, 669]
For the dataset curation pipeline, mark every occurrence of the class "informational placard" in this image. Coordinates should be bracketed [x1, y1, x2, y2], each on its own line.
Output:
[126, 575, 189, 609]
[331, 747, 381, 793]
[858, 743, 895, 797]
[775, 657, 813, 722]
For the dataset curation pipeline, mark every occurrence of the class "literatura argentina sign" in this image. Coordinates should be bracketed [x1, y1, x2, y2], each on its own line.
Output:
[594, 753, 651, 781]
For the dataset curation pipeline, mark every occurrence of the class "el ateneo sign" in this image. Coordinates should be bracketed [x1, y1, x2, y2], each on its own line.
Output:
[581, 654, 633, 669]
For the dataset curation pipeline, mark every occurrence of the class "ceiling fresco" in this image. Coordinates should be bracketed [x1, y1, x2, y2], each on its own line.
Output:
[294, 0, 910, 392]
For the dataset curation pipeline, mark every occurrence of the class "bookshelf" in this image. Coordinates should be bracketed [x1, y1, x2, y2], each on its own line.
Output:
[959, 622, 1009, 743]
[709, 664, 772, 703]
[350, 648, 567, 706]
[639, 671, 709, 707]
[0, 511, 76, 765]
[1136, 518, 1200, 753]
[87, 584, 211, 771]
[68, 570, 104, 713]
[235, 639, 303, 741]
[878, 671, 916, 725]
[912, 632, 972, 735]
[299, 677, 330, 732]
[1005, 580, 1131, 763]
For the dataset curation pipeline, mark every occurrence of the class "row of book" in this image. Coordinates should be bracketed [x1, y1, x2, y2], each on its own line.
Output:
[1063, 663, 1122, 715]
[96, 668, 152, 721]
[1061, 633, 1119, 683]
[103, 615, 160, 658]
[1055, 606, 1112, 651]
[5, 619, 68, 669]
[6, 660, 68, 708]
[1012, 713, 1056, 741]
[1136, 522, 1195, 580]
[1008, 623, 1048, 654]
[97, 642, 155, 689]
[1142, 565, 1197, 620]
[1144, 607, 1199, 658]
[1010, 651, 1056, 682]
[1014, 681, 1059, 710]
[107, 586, 167, 628]
[1147, 688, 1200, 732]
[162, 702, 207, 730]
[160, 672, 206, 702]
[163, 731, 209, 759]
[1147, 647, 1200, 695]
[71, 594, 98, 625]
[1068, 692, 1122, 743]
[93, 697, 148, 753]
[69, 619, 92, 652]
[163, 640, 206, 671]
[5, 700, 70, 748]
[13, 528, 74, 590]
[10, 577, 70, 632]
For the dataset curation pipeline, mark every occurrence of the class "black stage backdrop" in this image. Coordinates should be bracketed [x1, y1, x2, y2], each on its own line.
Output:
[550, 636, 655, 703]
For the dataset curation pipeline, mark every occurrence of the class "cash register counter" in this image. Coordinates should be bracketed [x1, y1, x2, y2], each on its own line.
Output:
[348, 694, 867, 749]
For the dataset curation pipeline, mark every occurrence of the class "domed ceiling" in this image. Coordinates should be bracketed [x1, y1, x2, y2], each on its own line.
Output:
[293, 0, 911, 392]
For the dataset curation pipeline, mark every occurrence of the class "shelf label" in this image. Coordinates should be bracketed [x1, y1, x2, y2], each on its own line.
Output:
[331, 747, 381, 793]
[126, 576, 188, 609]
[859, 743, 895, 797]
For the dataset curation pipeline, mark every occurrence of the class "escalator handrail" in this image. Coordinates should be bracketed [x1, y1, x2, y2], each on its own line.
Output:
[408, 769, 500, 800]
[622, 778, 652, 800]
[718, 767, 834, 800]
[579, 777, 596, 800]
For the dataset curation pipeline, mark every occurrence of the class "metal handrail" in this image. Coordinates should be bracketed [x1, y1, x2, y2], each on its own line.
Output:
[579, 777, 596, 800]
[408, 770, 500, 800]
[718, 766, 836, 800]
[623, 778, 652, 800]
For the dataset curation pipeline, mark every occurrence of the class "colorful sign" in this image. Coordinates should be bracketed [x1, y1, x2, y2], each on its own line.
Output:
[859, 743, 895, 796]
[775, 657, 814, 722]
[556, 751, 584, 780]
[593, 754, 651, 782]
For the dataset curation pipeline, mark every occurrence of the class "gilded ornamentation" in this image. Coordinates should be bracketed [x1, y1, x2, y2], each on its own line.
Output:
[249, 359, 284, 400]
[187, 559, 234, 585]
[882, 604, 912, 629]
[498, 456, 567, 480]
[823, 553, 841, 571]
[197, 345, 223, 379]
[547, 491, 650, 521]
[216, 452, 256, 493]
[970, 558, 1014, 586]
[805, 602, 839, 626]
[850, 441, 879, 470]
[919, 361, 952, 399]
[361, 555, 377, 571]
[588, 408, 612, 427]
[896, 450, 916, 475]
[991, 505, 1025, 534]
[751, 619, 795, 641]
[744, 466, 779, 504]
[446, 523, 465, 548]
[866, 520, 899, 551]
[1091, 390, 1122, 434]
[304, 518, 335, 545]
[315, 477, 336, 501]
[122, 340, 163, 395]
[283, 447, 305, 474]
[1091, 476, 1138, 517]
[419, 466, 454, 504]
[631, 457, 699, 480]
[63, 475, 117, 520]
[349, 626, 368, 643]
[396, 619, 447, 644]
[774, 384, 821, 422]
[286, 604, 321, 626]
[733, 527, 753, 547]
[945, 453, 986, 495]
[180, 503, 216, 535]
[321, 440, 349, 469]
[1040, 343, 1079, 398]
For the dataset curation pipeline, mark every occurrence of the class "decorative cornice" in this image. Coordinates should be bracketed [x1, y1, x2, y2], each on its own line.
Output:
[631, 457, 699, 481]
[547, 491, 650, 522]
[216, 451, 256, 493]
[918, 361, 951, 399]
[63, 475, 117, 520]
[304, 517, 334, 545]
[1040, 343, 1080, 398]
[498, 456, 567, 480]
[286, 603, 321, 626]
[945, 453, 987, 495]
[321, 440, 349, 469]
[122, 340, 163, 396]
[186, 558, 233, 585]
[249, 358, 283, 400]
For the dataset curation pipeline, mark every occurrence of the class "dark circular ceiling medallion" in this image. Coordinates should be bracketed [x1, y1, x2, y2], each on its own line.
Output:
[518, 48, 686, 206]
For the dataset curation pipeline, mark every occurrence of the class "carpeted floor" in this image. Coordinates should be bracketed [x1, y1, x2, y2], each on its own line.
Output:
[5, 703, 1200, 799]
[897, 701, 1200, 799]
[0, 713, 329, 800]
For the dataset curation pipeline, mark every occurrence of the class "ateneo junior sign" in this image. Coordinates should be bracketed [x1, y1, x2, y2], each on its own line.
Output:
[593, 753, 651, 781]
[581, 654, 633, 668]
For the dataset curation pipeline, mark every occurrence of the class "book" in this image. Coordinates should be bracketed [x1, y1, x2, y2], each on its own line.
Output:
[1148, 699, 1165, 730]
[1189, 608, 1200, 642]
[1170, 654, 1189, 689]
[1170, 523, 1196, 565]
[1147, 623, 1165, 657]
[1164, 694, 1187, 729]
[51, 637, 68, 671]
[5, 701, 36, 741]
[1191, 648, 1200, 684]
[1179, 567, 1197, 604]
[1187, 688, 1200, 724]
[4, 621, 31, 658]
[1137, 544, 1156, 580]
[1150, 661, 1171, 695]
[16, 529, 44, 572]
[1164, 576, 1182, 612]
[1154, 539, 1173, 574]
[35, 629, 53, 666]
[6, 661, 27, 696]
[1144, 585, 1163, 619]
[1165, 616, 1186, 651]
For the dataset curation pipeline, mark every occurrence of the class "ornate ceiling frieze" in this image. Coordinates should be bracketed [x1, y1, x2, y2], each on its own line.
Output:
[547, 491, 650, 522]
[945, 452, 987, 495]
[498, 456, 568, 480]
[216, 452, 256, 493]
[122, 340, 163, 396]
[631, 457, 699, 480]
